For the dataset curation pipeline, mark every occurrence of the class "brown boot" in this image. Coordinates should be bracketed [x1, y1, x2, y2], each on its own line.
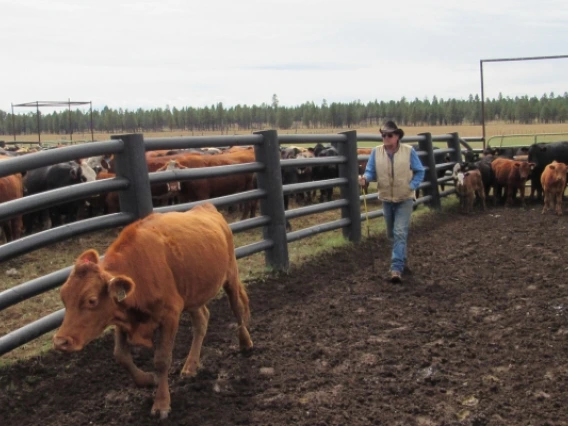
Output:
[390, 270, 402, 284]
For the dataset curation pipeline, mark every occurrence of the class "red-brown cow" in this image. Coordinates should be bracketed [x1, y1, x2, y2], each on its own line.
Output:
[0, 155, 24, 242]
[146, 151, 257, 219]
[491, 157, 535, 207]
[224, 145, 254, 154]
[541, 160, 568, 215]
[53, 203, 253, 419]
[152, 159, 188, 206]
[455, 168, 486, 214]
[357, 147, 372, 175]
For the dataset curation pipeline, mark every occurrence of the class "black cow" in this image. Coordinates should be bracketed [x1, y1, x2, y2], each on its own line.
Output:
[528, 141, 568, 200]
[463, 150, 480, 163]
[473, 156, 496, 200]
[280, 147, 303, 230]
[484, 146, 530, 159]
[411, 145, 447, 197]
[23, 161, 96, 233]
[312, 146, 339, 203]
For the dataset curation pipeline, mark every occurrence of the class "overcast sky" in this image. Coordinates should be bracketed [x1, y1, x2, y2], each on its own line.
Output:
[2, 0, 567, 112]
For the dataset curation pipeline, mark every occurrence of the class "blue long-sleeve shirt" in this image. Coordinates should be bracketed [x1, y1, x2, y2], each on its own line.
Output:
[363, 146, 425, 191]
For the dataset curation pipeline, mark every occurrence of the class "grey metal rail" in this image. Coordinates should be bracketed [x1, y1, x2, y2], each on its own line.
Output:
[0, 212, 135, 263]
[153, 188, 266, 214]
[235, 239, 274, 259]
[144, 134, 263, 150]
[148, 162, 265, 184]
[0, 177, 129, 222]
[285, 199, 349, 220]
[230, 215, 271, 234]
[286, 218, 351, 243]
[0, 139, 124, 179]
[283, 178, 347, 195]
[278, 134, 347, 144]
[0, 267, 73, 311]
[0, 310, 65, 357]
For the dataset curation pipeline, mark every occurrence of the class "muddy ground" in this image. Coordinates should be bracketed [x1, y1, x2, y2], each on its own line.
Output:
[0, 204, 567, 426]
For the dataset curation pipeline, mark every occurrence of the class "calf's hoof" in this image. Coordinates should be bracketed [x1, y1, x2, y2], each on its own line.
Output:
[180, 365, 198, 377]
[238, 326, 253, 351]
[151, 402, 171, 420]
[240, 338, 254, 352]
[134, 371, 157, 387]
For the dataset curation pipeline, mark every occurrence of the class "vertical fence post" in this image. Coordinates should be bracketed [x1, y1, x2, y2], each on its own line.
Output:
[418, 132, 441, 210]
[336, 130, 361, 242]
[447, 132, 462, 164]
[253, 130, 289, 272]
[111, 133, 153, 220]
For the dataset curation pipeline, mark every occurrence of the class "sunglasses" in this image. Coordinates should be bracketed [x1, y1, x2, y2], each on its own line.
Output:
[381, 132, 395, 139]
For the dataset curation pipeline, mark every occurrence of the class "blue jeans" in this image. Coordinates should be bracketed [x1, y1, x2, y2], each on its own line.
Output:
[382, 199, 414, 273]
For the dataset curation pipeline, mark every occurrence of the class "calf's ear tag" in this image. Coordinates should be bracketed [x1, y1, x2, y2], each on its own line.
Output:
[117, 288, 126, 302]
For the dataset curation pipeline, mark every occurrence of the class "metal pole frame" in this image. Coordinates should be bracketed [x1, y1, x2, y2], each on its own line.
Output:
[418, 132, 441, 210]
[68, 98, 73, 144]
[336, 130, 361, 243]
[253, 130, 289, 271]
[36, 101, 41, 147]
[479, 54, 568, 150]
[90, 101, 94, 142]
[110, 133, 154, 220]
[11, 103, 16, 142]
[10, 100, 93, 145]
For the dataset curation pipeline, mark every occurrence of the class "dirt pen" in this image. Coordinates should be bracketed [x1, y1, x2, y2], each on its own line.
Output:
[0, 204, 567, 426]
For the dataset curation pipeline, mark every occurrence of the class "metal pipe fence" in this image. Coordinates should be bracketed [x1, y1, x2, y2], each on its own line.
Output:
[0, 129, 465, 357]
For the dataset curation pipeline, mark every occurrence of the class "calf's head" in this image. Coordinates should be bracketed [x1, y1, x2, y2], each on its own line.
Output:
[53, 249, 135, 352]
[296, 150, 314, 176]
[514, 161, 535, 180]
[157, 159, 187, 192]
[547, 161, 568, 181]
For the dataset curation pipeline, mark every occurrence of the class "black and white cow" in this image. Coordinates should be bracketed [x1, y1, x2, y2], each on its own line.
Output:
[23, 161, 97, 233]
[527, 141, 568, 200]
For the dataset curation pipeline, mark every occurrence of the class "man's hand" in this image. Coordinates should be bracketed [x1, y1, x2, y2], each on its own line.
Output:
[358, 175, 367, 186]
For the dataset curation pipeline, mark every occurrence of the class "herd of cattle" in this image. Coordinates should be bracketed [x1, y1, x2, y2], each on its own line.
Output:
[2, 140, 568, 244]
[0, 142, 359, 243]
[452, 141, 568, 215]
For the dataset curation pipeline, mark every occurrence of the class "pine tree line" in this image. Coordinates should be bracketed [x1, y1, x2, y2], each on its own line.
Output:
[1, 92, 567, 136]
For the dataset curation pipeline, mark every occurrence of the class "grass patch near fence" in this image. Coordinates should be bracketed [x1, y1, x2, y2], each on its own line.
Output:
[0, 189, 450, 364]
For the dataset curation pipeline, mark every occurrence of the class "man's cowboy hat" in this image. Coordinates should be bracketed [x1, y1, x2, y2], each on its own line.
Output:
[380, 120, 404, 138]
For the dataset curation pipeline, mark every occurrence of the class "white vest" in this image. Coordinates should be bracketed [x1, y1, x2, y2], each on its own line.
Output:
[375, 144, 415, 202]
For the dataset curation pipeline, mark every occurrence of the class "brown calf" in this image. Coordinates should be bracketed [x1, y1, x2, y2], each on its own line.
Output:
[357, 147, 372, 175]
[491, 157, 535, 207]
[0, 156, 24, 242]
[455, 168, 486, 213]
[541, 160, 568, 215]
[53, 203, 253, 419]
